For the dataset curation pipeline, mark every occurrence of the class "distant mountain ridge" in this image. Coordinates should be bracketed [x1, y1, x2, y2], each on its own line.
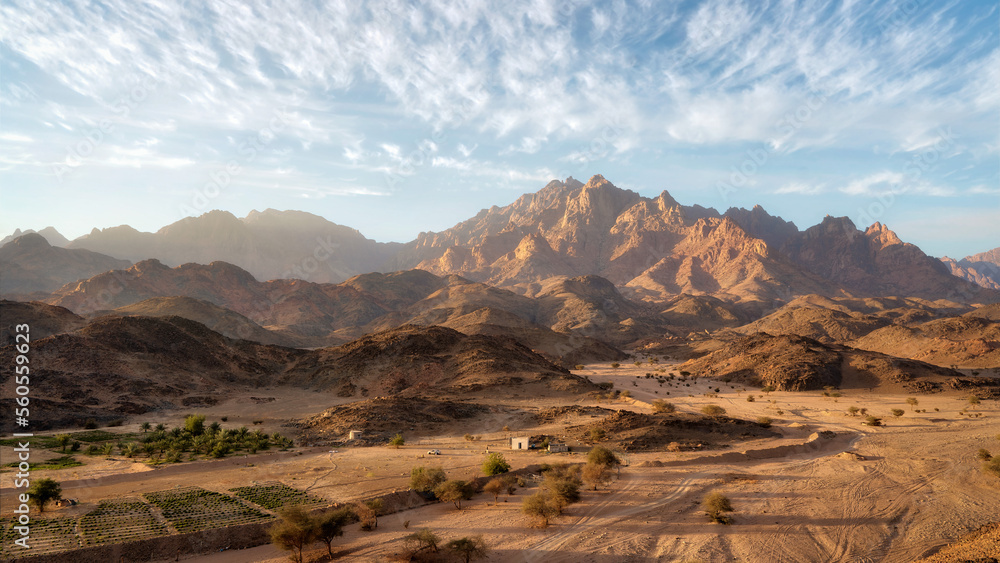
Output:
[942, 247, 1000, 290]
[0, 234, 131, 295]
[63, 208, 402, 284]
[4, 175, 996, 305]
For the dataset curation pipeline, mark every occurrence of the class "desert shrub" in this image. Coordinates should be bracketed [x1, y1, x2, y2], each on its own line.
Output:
[864, 415, 882, 426]
[589, 428, 606, 442]
[434, 480, 475, 510]
[906, 398, 918, 411]
[610, 363, 620, 369]
[587, 445, 619, 467]
[985, 457, 1000, 479]
[890, 409, 904, 418]
[522, 492, 559, 527]
[464, 433, 476, 441]
[977, 448, 992, 461]
[542, 472, 581, 513]
[483, 478, 505, 504]
[761, 385, 776, 395]
[746, 395, 755, 402]
[847, 406, 860, 416]
[703, 491, 733, 524]
[620, 390, 632, 399]
[82, 418, 98, 429]
[701, 404, 726, 416]
[501, 473, 519, 495]
[405, 528, 441, 556]
[756, 417, 773, 428]
[598, 381, 614, 390]
[582, 462, 611, 491]
[447, 535, 489, 563]
[482, 452, 510, 476]
[410, 465, 447, 493]
[652, 399, 675, 413]
[574, 364, 585, 370]
[388, 433, 405, 448]
[354, 498, 383, 530]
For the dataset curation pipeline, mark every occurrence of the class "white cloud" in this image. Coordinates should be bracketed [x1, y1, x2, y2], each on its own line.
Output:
[774, 182, 825, 195]
[839, 171, 955, 197]
[102, 146, 195, 169]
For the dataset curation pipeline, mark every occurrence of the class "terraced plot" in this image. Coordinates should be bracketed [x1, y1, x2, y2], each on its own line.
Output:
[78, 497, 169, 545]
[229, 482, 329, 511]
[0, 516, 79, 559]
[144, 487, 273, 533]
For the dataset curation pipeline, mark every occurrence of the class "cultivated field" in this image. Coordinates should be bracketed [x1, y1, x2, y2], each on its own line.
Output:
[1, 360, 997, 562]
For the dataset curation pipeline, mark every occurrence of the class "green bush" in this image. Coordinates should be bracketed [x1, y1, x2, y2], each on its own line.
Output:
[482, 453, 510, 476]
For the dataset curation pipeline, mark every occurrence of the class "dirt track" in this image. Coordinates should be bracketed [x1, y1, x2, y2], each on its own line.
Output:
[4, 360, 997, 562]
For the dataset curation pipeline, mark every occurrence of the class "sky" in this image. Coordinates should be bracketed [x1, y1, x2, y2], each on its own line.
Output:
[0, 0, 997, 259]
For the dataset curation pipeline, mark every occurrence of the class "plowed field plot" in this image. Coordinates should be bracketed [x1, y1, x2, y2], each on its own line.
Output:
[144, 486, 273, 533]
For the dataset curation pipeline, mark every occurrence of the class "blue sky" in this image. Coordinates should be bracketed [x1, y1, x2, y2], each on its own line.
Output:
[1, 0, 997, 258]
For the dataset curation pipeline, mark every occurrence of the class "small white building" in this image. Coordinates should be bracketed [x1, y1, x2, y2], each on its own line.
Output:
[348, 430, 363, 440]
[510, 436, 530, 450]
[548, 443, 568, 453]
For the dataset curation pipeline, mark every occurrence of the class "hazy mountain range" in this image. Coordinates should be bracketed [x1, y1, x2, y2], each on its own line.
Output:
[4, 175, 998, 304]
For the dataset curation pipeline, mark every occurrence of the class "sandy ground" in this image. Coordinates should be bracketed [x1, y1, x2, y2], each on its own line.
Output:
[3, 360, 998, 562]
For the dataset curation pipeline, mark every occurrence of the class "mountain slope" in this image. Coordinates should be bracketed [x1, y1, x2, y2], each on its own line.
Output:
[683, 333, 968, 392]
[0, 234, 132, 295]
[942, 247, 1000, 290]
[67, 209, 401, 284]
[0, 315, 305, 430]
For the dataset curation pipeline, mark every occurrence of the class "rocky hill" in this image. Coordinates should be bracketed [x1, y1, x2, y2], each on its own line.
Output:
[850, 314, 1000, 369]
[0, 315, 594, 431]
[681, 333, 970, 393]
[0, 315, 305, 430]
[0, 300, 86, 346]
[0, 233, 131, 295]
[281, 324, 594, 398]
[107, 296, 301, 347]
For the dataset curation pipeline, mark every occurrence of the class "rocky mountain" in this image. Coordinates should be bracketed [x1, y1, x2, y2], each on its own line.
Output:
[781, 219, 992, 302]
[10, 174, 995, 308]
[0, 233, 132, 295]
[942, 247, 1000, 290]
[65, 208, 401, 284]
[682, 332, 969, 393]
[390, 175, 994, 306]
[0, 227, 70, 247]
